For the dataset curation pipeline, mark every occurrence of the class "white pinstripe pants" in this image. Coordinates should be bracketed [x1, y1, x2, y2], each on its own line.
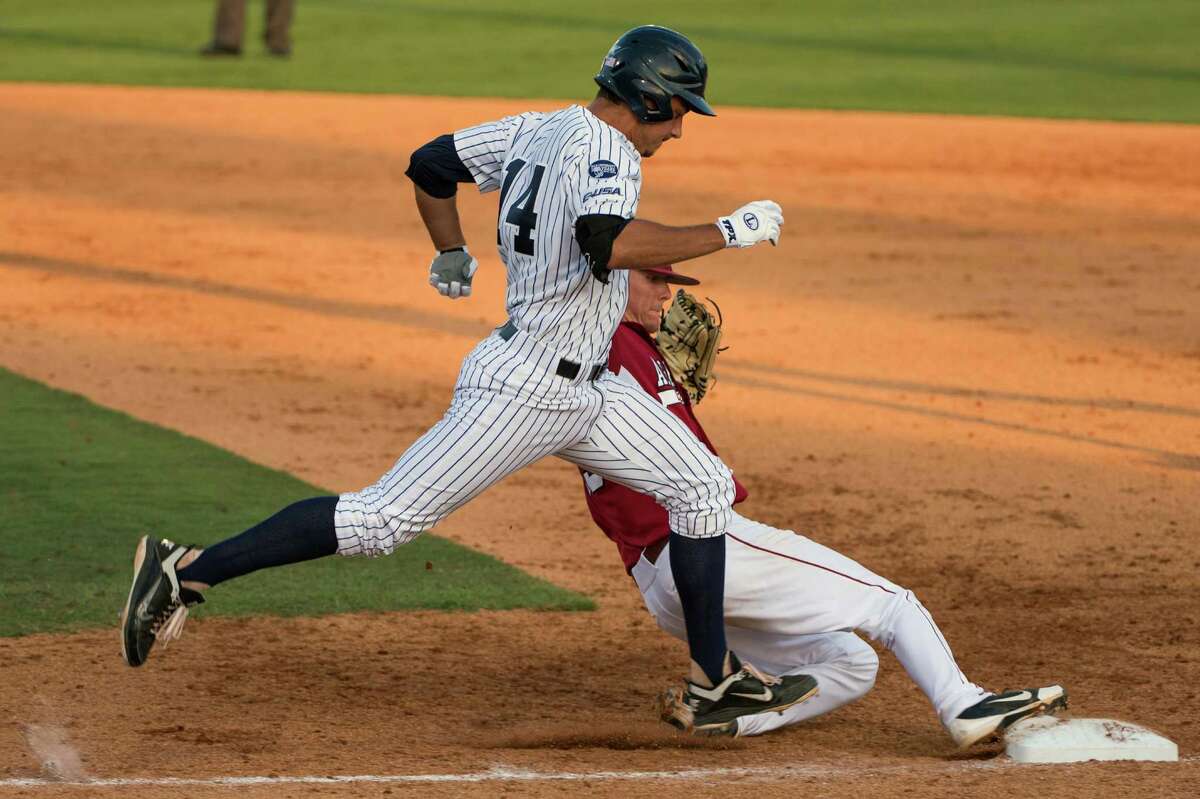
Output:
[334, 326, 734, 556]
[633, 513, 989, 736]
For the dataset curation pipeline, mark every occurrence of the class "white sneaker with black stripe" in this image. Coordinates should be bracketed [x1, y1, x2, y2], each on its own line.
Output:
[947, 685, 1068, 748]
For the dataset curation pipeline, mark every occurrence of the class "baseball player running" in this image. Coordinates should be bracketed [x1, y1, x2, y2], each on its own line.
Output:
[120, 26, 818, 733]
[579, 264, 1068, 743]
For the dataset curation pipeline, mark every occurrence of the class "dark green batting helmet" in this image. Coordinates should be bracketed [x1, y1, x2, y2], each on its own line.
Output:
[594, 25, 715, 123]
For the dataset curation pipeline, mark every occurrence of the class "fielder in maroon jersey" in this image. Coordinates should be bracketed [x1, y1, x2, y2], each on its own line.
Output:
[579, 266, 1066, 745]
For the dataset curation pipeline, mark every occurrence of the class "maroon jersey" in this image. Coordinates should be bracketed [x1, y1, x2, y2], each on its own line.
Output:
[580, 322, 748, 572]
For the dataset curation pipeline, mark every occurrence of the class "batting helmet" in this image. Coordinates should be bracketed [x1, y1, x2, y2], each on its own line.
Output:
[594, 25, 715, 123]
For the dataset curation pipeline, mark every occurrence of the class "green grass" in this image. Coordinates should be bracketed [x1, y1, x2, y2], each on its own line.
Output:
[0, 368, 592, 637]
[0, 1, 1197, 121]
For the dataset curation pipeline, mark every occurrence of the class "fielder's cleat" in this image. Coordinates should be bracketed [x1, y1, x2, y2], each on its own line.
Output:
[658, 656, 819, 736]
[119, 535, 204, 667]
[947, 685, 1068, 748]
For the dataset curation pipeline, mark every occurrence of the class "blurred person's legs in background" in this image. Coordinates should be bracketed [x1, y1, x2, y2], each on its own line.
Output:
[202, 1, 294, 57]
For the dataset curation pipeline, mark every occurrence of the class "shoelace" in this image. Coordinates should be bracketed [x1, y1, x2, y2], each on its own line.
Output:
[153, 596, 191, 645]
[739, 661, 782, 686]
[151, 540, 200, 646]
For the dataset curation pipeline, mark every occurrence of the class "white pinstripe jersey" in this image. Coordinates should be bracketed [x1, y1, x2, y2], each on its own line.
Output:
[454, 106, 641, 364]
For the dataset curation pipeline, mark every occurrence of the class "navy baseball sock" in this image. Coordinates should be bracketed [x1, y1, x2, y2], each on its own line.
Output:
[177, 496, 339, 588]
[668, 531, 729, 686]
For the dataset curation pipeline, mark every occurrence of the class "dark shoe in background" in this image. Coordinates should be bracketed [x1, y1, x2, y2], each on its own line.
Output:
[199, 41, 242, 57]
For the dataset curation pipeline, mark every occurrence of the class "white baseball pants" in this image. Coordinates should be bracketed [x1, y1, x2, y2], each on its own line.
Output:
[334, 325, 735, 555]
[632, 512, 989, 736]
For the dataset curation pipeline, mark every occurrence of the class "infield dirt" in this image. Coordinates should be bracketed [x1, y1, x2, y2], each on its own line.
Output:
[0, 84, 1198, 797]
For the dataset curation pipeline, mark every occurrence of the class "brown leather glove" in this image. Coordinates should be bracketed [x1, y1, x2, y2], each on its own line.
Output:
[657, 290, 724, 404]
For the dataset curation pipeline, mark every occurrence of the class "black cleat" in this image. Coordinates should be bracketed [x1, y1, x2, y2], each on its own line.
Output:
[947, 685, 1068, 748]
[658, 656, 819, 736]
[119, 536, 204, 667]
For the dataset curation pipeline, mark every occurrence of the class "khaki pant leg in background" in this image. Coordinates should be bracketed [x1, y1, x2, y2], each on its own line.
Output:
[265, 0, 295, 52]
[212, 1, 293, 52]
[211, 0, 247, 49]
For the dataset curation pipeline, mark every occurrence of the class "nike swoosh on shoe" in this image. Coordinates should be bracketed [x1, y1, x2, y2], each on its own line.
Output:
[948, 685, 1067, 747]
[135, 575, 164, 622]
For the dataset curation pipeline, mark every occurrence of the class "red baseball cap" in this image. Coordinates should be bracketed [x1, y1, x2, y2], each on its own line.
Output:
[642, 264, 700, 285]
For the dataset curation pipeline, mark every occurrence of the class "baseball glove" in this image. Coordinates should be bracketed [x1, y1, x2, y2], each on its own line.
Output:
[657, 289, 724, 404]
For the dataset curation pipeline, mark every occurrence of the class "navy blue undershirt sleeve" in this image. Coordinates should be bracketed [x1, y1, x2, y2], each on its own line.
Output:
[575, 213, 632, 283]
[406, 133, 474, 199]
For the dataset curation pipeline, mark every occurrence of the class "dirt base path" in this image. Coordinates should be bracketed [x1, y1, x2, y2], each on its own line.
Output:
[1, 84, 1197, 797]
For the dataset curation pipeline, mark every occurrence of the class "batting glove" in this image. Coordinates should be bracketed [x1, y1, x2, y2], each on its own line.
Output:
[716, 200, 784, 248]
[429, 247, 478, 299]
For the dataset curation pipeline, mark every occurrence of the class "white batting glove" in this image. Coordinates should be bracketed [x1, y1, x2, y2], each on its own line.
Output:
[428, 247, 478, 299]
[716, 200, 784, 248]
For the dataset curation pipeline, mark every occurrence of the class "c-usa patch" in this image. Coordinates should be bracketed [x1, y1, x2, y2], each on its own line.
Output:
[589, 160, 619, 179]
[583, 186, 622, 202]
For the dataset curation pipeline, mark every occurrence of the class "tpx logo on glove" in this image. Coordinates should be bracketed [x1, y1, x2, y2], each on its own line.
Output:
[721, 218, 737, 244]
[742, 212, 759, 230]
